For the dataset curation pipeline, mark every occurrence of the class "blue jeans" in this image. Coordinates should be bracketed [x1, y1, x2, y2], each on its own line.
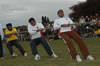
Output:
[30, 37, 53, 56]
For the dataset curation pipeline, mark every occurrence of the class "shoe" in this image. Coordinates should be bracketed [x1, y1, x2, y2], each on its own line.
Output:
[34, 54, 40, 61]
[76, 55, 82, 62]
[86, 55, 94, 61]
[12, 52, 17, 57]
[52, 53, 58, 58]
[0, 57, 4, 59]
[24, 52, 27, 56]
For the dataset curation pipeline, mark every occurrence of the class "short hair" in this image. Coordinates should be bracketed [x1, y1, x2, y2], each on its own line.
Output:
[28, 17, 35, 23]
[57, 9, 64, 14]
[6, 23, 12, 27]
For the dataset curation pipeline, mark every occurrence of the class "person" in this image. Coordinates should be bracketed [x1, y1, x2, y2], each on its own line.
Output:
[79, 16, 86, 37]
[5, 23, 27, 57]
[0, 24, 4, 59]
[53, 9, 94, 62]
[85, 16, 90, 27]
[85, 27, 96, 38]
[28, 18, 57, 61]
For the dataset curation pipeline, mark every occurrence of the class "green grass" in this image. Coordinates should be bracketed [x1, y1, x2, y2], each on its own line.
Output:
[0, 38, 100, 66]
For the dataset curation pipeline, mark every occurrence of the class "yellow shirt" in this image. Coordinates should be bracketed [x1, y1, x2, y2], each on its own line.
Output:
[95, 29, 100, 34]
[5, 28, 18, 42]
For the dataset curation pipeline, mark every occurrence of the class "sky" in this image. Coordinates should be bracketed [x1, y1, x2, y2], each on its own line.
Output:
[0, 0, 86, 28]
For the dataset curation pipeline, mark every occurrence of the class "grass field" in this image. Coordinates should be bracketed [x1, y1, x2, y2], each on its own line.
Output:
[0, 38, 100, 66]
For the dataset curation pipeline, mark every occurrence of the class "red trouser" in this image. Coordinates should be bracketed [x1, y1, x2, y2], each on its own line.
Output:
[60, 30, 89, 59]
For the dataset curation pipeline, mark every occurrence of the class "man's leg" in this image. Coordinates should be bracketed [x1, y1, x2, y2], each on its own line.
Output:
[60, 32, 78, 59]
[30, 39, 39, 56]
[7, 42, 14, 55]
[0, 36, 3, 58]
[14, 40, 26, 55]
[69, 31, 90, 58]
[39, 37, 53, 56]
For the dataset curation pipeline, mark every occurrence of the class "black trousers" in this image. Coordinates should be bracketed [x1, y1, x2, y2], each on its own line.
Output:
[0, 36, 3, 58]
[7, 40, 26, 55]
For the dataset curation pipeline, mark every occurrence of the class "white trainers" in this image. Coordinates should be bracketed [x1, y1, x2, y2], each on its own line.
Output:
[76, 55, 82, 62]
[34, 54, 40, 61]
[86, 55, 94, 61]
[52, 53, 58, 58]
[12, 52, 17, 57]
[0, 57, 4, 59]
[24, 52, 27, 56]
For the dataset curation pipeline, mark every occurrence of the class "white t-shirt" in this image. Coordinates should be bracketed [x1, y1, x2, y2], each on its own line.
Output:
[79, 18, 85, 23]
[28, 23, 44, 40]
[53, 17, 73, 33]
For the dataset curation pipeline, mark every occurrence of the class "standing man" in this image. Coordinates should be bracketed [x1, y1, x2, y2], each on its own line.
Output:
[79, 16, 86, 37]
[5, 23, 27, 57]
[0, 24, 4, 59]
[28, 18, 57, 61]
[53, 10, 94, 62]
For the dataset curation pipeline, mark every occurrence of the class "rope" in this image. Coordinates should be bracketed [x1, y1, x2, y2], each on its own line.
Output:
[18, 21, 100, 34]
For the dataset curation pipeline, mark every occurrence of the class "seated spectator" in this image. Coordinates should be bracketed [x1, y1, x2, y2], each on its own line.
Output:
[95, 29, 100, 37]
[85, 27, 96, 38]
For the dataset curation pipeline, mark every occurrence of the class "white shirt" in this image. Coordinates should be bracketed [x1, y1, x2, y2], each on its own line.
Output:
[53, 17, 73, 33]
[79, 18, 85, 23]
[28, 23, 44, 40]
[0, 24, 4, 40]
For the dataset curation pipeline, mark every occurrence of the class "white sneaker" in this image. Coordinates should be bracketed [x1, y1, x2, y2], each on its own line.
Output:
[24, 52, 27, 56]
[86, 55, 94, 61]
[76, 55, 82, 62]
[34, 54, 40, 61]
[12, 52, 17, 57]
[52, 53, 58, 58]
[0, 57, 4, 59]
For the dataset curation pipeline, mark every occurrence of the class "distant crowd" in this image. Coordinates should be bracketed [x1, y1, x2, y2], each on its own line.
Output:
[72, 15, 100, 38]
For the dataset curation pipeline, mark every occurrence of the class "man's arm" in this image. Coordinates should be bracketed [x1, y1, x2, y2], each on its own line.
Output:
[53, 20, 61, 30]
[61, 24, 70, 27]
[28, 25, 37, 35]
[36, 23, 45, 32]
[5, 28, 18, 38]
[0, 24, 4, 40]
[61, 18, 73, 27]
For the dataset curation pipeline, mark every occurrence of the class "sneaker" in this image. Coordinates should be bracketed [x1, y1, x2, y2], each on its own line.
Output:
[76, 55, 82, 62]
[34, 54, 40, 61]
[24, 52, 27, 56]
[86, 55, 94, 61]
[12, 52, 17, 57]
[0, 57, 4, 59]
[52, 53, 58, 58]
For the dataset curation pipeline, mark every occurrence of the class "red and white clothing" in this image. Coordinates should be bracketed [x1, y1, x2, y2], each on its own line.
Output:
[28, 23, 44, 40]
[53, 17, 73, 33]
[53, 17, 90, 59]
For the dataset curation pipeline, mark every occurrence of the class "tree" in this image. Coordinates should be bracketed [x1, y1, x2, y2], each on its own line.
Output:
[69, 0, 100, 19]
